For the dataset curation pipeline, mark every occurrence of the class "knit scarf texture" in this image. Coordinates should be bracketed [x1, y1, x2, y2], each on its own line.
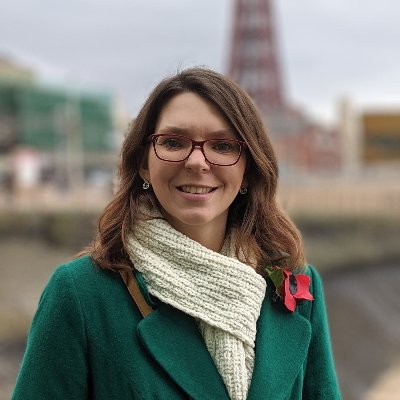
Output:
[126, 212, 266, 400]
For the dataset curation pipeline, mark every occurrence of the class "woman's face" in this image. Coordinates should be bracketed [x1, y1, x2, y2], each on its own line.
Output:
[140, 91, 247, 237]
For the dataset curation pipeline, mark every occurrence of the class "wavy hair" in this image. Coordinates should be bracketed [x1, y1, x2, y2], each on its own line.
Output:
[88, 67, 305, 275]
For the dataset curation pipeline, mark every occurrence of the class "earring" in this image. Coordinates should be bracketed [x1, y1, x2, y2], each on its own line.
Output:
[142, 181, 150, 190]
[239, 187, 248, 195]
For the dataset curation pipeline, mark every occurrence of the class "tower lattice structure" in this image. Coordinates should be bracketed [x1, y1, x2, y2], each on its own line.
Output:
[228, 0, 285, 115]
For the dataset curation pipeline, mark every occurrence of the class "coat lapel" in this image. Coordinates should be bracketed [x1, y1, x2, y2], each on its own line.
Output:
[248, 289, 312, 400]
[137, 303, 230, 400]
[137, 292, 311, 400]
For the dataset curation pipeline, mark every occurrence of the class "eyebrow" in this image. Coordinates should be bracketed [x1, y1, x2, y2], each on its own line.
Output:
[157, 126, 237, 138]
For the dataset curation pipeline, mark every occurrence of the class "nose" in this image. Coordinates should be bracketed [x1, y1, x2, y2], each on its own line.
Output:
[184, 146, 210, 171]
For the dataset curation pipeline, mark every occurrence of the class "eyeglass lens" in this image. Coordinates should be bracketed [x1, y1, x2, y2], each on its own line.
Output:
[154, 135, 242, 166]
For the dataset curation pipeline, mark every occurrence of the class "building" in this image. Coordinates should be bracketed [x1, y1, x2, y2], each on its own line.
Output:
[0, 57, 119, 206]
[361, 111, 400, 163]
[227, 0, 341, 177]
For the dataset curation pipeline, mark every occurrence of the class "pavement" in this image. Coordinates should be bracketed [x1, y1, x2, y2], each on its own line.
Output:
[324, 263, 400, 400]
[365, 361, 400, 400]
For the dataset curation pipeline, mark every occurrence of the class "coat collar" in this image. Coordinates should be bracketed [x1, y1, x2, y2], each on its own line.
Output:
[137, 289, 311, 400]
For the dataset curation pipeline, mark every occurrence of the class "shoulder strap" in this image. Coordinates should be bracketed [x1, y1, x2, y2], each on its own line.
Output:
[119, 270, 153, 317]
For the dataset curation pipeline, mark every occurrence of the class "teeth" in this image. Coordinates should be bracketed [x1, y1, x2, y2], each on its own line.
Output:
[180, 186, 213, 194]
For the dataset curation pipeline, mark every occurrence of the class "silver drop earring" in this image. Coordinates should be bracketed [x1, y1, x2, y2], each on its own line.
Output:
[239, 187, 248, 195]
[142, 181, 150, 190]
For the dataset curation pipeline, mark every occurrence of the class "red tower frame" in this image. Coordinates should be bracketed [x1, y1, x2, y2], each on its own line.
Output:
[228, 0, 285, 114]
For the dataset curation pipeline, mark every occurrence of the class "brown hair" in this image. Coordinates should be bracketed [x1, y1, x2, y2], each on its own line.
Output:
[88, 67, 305, 275]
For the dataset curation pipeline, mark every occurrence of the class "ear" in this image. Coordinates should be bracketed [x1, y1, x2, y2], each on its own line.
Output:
[139, 165, 150, 183]
[241, 177, 248, 188]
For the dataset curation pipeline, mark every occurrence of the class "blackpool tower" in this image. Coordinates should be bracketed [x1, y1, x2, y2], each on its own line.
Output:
[227, 0, 341, 174]
[228, 0, 285, 115]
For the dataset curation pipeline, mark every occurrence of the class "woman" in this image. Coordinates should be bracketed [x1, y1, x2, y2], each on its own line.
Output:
[13, 67, 341, 399]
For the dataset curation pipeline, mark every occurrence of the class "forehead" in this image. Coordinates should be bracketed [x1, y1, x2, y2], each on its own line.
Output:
[155, 92, 231, 134]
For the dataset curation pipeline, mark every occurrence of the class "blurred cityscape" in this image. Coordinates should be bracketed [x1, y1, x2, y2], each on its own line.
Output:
[1, 1, 399, 399]
[0, 56, 129, 211]
[1, 34, 399, 214]
[1, 53, 399, 215]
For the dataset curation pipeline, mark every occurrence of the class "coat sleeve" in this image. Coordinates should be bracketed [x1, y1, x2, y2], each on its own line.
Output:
[302, 266, 341, 399]
[12, 264, 89, 399]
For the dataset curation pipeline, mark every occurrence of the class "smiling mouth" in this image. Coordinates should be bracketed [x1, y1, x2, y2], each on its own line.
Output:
[178, 186, 216, 194]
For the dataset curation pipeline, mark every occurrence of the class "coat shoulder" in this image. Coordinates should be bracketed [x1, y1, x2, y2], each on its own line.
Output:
[48, 255, 123, 296]
[51, 254, 113, 281]
[45, 255, 142, 329]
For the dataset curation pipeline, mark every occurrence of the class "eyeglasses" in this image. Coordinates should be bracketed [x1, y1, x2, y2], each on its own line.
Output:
[149, 134, 246, 166]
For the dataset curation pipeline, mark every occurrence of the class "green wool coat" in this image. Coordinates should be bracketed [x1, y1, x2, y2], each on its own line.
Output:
[12, 255, 341, 399]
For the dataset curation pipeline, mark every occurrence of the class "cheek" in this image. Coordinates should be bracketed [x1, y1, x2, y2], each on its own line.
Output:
[148, 159, 176, 188]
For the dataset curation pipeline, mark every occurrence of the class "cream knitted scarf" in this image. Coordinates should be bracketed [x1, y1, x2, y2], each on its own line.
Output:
[126, 213, 266, 400]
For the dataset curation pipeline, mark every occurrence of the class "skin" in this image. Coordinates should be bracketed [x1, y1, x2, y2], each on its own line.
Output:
[140, 92, 247, 252]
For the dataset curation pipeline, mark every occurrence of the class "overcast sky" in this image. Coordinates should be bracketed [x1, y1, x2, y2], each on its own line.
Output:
[1, 0, 400, 123]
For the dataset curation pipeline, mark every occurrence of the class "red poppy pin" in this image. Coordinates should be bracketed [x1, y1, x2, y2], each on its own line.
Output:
[265, 266, 314, 312]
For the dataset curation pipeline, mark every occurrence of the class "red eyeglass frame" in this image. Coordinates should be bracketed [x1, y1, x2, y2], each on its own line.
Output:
[149, 134, 247, 166]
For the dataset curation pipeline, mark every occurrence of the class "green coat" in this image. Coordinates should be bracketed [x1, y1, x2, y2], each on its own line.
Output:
[12, 255, 341, 399]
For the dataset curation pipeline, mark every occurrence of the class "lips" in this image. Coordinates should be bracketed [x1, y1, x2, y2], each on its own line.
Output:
[178, 185, 216, 194]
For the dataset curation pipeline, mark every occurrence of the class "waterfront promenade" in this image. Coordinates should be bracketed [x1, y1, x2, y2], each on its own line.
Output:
[1, 176, 399, 399]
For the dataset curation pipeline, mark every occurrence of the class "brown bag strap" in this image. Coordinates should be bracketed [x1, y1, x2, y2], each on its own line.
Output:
[120, 270, 192, 399]
[119, 270, 153, 317]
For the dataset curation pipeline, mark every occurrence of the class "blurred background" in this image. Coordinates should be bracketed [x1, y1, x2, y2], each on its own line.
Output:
[1, 1, 399, 399]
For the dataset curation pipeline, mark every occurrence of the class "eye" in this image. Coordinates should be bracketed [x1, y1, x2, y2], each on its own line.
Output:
[210, 140, 235, 153]
[158, 136, 185, 150]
